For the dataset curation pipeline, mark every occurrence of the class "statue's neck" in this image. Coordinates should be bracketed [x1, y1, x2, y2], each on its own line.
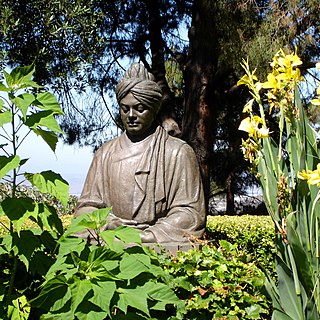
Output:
[126, 124, 158, 143]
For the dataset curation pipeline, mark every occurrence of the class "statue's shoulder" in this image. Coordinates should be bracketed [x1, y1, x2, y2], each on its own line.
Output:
[165, 134, 195, 156]
[94, 136, 121, 157]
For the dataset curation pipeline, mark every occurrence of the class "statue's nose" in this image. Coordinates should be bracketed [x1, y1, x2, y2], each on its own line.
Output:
[128, 108, 135, 118]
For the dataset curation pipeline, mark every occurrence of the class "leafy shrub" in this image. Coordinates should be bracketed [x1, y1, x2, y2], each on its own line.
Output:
[206, 215, 276, 276]
[158, 240, 271, 319]
[32, 208, 180, 319]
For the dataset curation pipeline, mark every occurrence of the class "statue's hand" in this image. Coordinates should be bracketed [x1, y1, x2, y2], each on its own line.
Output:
[140, 230, 156, 243]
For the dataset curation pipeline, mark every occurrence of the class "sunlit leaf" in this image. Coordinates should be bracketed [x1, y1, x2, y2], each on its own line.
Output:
[25, 171, 69, 207]
[1, 197, 38, 235]
[0, 110, 12, 127]
[25, 110, 63, 133]
[11, 93, 36, 119]
[4, 65, 40, 89]
[34, 92, 64, 114]
[31, 128, 59, 152]
[0, 155, 20, 180]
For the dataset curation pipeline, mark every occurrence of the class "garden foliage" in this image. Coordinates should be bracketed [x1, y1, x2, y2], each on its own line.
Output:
[0, 64, 68, 318]
[159, 240, 271, 319]
[238, 50, 320, 319]
[206, 215, 276, 276]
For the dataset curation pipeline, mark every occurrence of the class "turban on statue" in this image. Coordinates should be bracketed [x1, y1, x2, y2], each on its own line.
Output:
[116, 63, 163, 112]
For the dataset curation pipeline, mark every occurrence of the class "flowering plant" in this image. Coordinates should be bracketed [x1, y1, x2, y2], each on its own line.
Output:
[238, 50, 320, 319]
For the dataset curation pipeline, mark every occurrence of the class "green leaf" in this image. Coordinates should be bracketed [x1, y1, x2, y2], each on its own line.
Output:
[0, 82, 10, 92]
[34, 92, 64, 114]
[70, 279, 92, 313]
[0, 155, 20, 180]
[63, 208, 112, 238]
[25, 110, 63, 133]
[37, 203, 64, 234]
[1, 197, 38, 235]
[11, 230, 41, 270]
[25, 171, 69, 207]
[90, 282, 116, 315]
[117, 287, 149, 316]
[145, 281, 180, 310]
[0, 110, 12, 127]
[100, 226, 141, 248]
[4, 65, 40, 89]
[276, 257, 304, 319]
[7, 295, 30, 320]
[31, 128, 59, 152]
[31, 275, 69, 310]
[10, 93, 35, 119]
[118, 253, 151, 279]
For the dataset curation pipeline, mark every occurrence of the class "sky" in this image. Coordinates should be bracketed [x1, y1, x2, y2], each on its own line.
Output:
[18, 132, 94, 196]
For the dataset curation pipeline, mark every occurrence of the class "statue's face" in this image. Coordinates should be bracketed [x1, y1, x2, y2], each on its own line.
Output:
[120, 92, 157, 138]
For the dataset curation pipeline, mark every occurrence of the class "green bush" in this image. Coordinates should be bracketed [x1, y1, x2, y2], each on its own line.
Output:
[206, 215, 276, 276]
[158, 240, 271, 319]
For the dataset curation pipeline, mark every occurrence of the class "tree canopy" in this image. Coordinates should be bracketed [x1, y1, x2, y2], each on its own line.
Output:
[1, 0, 320, 211]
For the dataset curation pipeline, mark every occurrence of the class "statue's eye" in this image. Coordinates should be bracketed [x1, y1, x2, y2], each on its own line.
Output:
[121, 106, 129, 113]
[136, 105, 145, 113]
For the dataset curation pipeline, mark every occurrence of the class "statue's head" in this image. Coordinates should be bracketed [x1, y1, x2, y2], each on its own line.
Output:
[116, 63, 163, 139]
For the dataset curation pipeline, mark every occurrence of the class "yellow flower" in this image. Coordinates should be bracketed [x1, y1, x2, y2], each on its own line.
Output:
[239, 116, 269, 139]
[311, 98, 320, 106]
[298, 163, 320, 186]
[242, 99, 254, 113]
[316, 62, 320, 70]
[262, 73, 278, 90]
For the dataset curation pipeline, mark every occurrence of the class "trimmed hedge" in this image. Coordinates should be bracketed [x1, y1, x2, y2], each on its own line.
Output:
[206, 215, 276, 276]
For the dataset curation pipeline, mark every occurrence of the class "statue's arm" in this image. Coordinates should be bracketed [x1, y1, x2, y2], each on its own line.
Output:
[143, 143, 206, 243]
[75, 148, 106, 217]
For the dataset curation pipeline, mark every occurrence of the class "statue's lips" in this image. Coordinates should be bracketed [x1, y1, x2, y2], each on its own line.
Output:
[127, 122, 139, 127]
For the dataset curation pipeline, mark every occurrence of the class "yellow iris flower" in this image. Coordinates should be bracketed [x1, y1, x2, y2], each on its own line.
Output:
[298, 163, 320, 187]
[239, 116, 269, 139]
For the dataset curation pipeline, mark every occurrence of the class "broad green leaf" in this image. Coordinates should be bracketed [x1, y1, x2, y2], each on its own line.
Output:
[25, 171, 69, 207]
[101, 226, 141, 248]
[34, 92, 64, 114]
[114, 226, 141, 244]
[1, 197, 38, 235]
[25, 110, 63, 133]
[11, 230, 41, 270]
[56, 237, 87, 259]
[11, 93, 35, 119]
[0, 110, 12, 127]
[70, 279, 92, 313]
[7, 295, 30, 320]
[0, 83, 10, 92]
[90, 282, 117, 315]
[63, 208, 111, 239]
[117, 287, 149, 316]
[30, 275, 69, 309]
[31, 128, 59, 152]
[0, 155, 20, 180]
[144, 281, 180, 310]
[4, 65, 40, 89]
[75, 301, 107, 320]
[118, 253, 151, 279]
[276, 257, 304, 319]
[37, 203, 64, 234]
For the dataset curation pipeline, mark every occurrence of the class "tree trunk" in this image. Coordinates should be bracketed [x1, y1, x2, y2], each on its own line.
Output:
[226, 171, 235, 215]
[182, 0, 219, 206]
[144, 0, 181, 136]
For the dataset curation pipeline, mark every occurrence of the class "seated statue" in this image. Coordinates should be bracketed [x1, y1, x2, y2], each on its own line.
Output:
[75, 63, 206, 243]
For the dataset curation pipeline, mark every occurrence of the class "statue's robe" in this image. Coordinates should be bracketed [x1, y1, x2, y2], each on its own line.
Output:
[75, 126, 206, 243]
